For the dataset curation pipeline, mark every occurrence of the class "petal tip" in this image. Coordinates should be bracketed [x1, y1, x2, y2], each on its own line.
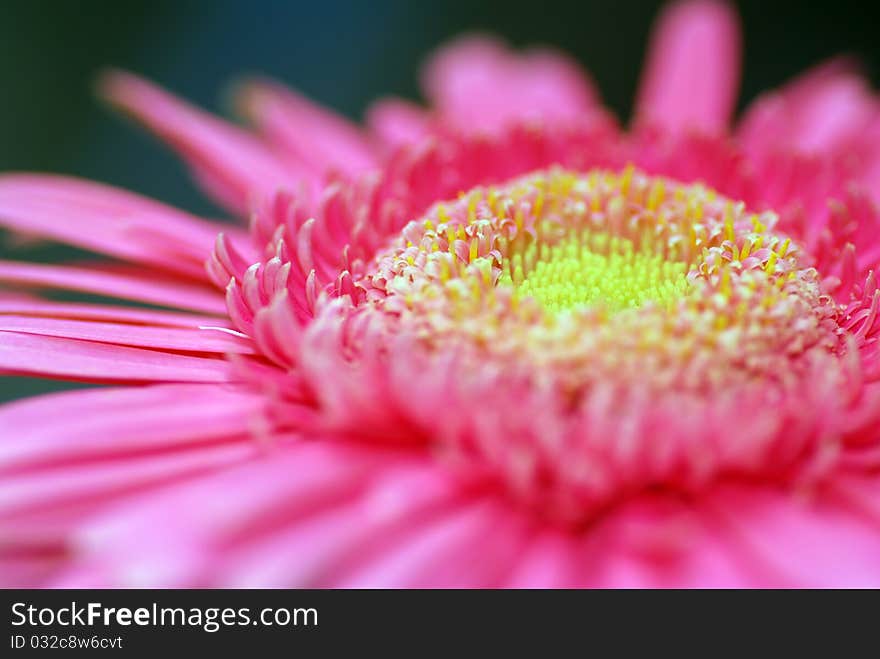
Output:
[637, 0, 742, 132]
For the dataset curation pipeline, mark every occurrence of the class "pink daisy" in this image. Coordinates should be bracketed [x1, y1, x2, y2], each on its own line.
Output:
[2, 0, 879, 588]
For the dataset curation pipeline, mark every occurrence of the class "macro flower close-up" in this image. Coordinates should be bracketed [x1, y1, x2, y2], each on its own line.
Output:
[1, 0, 879, 588]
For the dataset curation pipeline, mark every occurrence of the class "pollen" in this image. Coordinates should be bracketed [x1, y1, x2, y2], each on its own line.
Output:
[499, 230, 689, 313]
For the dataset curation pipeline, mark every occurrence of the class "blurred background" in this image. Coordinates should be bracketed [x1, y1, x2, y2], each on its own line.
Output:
[1, 0, 878, 403]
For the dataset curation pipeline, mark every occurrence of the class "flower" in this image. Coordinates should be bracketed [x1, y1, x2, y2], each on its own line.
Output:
[1, 0, 879, 587]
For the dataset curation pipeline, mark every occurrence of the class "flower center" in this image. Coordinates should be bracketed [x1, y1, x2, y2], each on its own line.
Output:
[499, 230, 689, 313]
[308, 166, 852, 523]
[363, 166, 831, 394]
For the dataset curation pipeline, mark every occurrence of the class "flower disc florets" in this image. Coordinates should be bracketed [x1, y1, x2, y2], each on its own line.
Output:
[295, 167, 858, 523]
[364, 167, 841, 392]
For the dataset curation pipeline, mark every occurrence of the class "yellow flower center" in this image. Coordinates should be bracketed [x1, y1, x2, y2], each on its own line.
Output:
[363, 166, 840, 395]
[499, 230, 689, 313]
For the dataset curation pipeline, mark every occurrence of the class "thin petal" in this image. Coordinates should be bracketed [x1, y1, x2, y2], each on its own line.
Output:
[503, 529, 587, 588]
[0, 555, 67, 588]
[0, 260, 225, 313]
[366, 98, 433, 150]
[705, 482, 880, 587]
[205, 464, 463, 587]
[0, 315, 253, 354]
[54, 443, 387, 586]
[585, 495, 767, 588]
[335, 497, 530, 588]
[0, 175, 233, 277]
[0, 443, 254, 520]
[636, 0, 741, 132]
[0, 298, 227, 328]
[0, 331, 234, 383]
[237, 79, 379, 176]
[46, 443, 519, 588]
[0, 383, 265, 586]
[100, 71, 306, 215]
[0, 383, 265, 472]
[738, 58, 880, 153]
[422, 34, 599, 132]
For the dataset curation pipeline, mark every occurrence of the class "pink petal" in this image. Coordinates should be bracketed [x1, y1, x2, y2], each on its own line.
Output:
[0, 298, 227, 328]
[704, 482, 880, 587]
[0, 443, 254, 520]
[635, 0, 741, 133]
[495, 528, 587, 588]
[100, 71, 306, 215]
[208, 464, 463, 587]
[830, 475, 880, 526]
[0, 383, 265, 472]
[0, 383, 266, 586]
[585, 495, 767, 588]
[422, 34, 599, 133]
[55, 443, 387, 587]
[0, 260, 225, 313]
[334, 498, 531, 588]
[0, 175, 237, 277]
[0, 315, 253, 354]
[48, 442, 527, 588]
[0, 555, 66, 588]
[738, 58, 879, 153]
[366, 98, 433, 150]
[237, 79, 380, 176]
[0, 331, 234, 383]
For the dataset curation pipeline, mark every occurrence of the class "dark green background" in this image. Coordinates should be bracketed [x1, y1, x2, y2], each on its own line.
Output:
[1, 0, 877, 404]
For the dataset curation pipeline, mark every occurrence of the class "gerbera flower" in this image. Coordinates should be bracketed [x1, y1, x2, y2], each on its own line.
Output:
[2, 0, 879, 587]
